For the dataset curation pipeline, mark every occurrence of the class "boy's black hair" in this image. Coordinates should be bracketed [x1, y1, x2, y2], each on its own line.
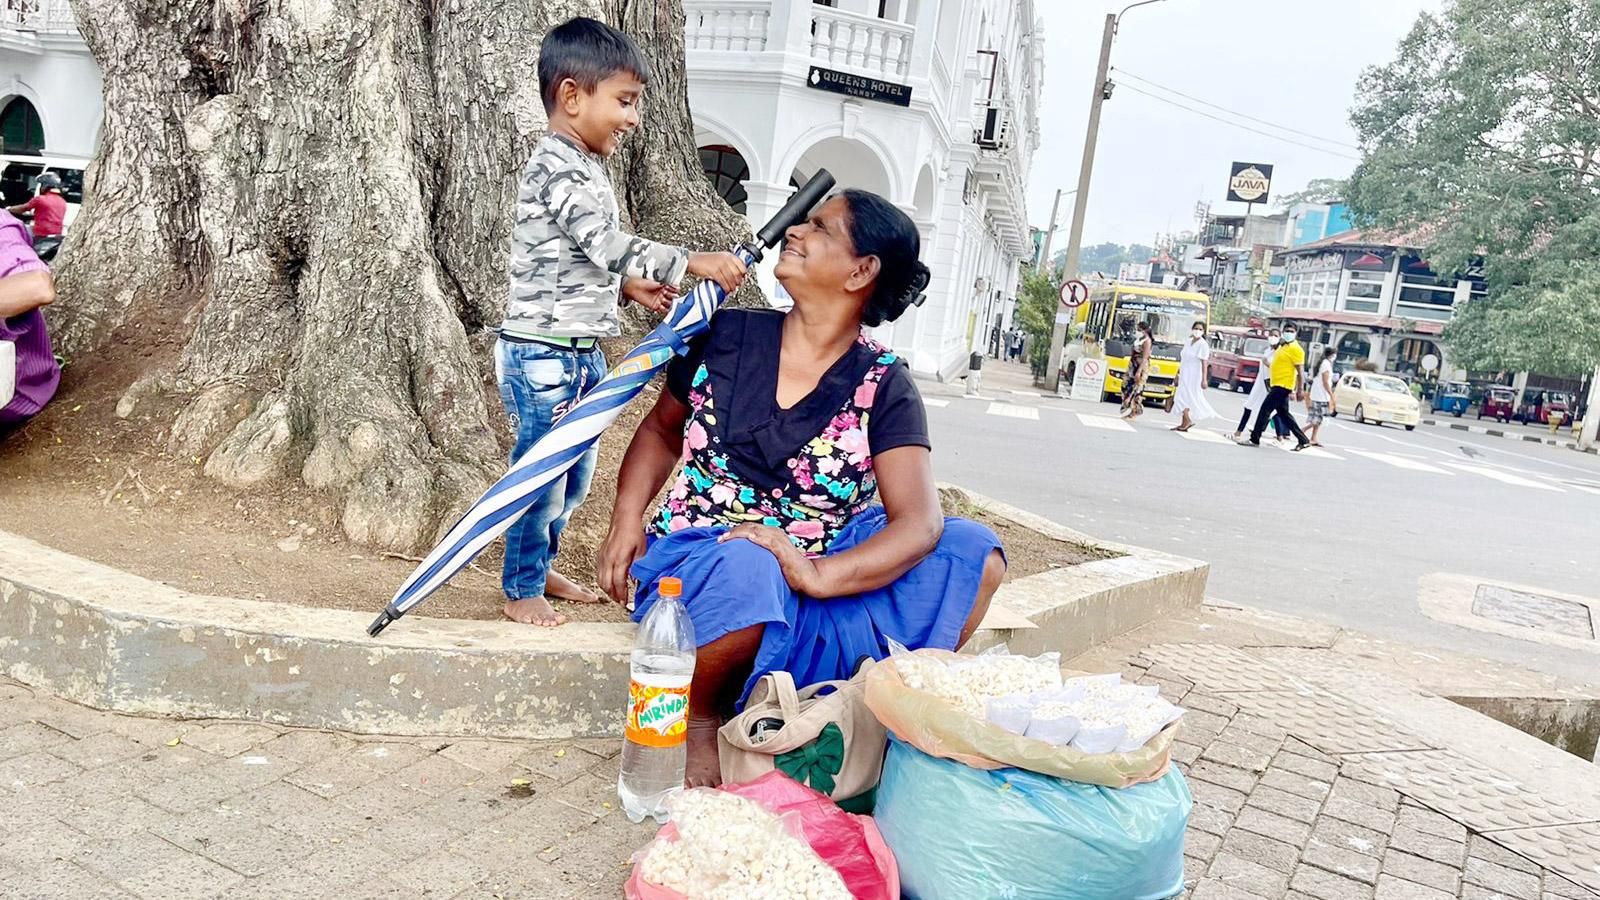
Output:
[538, 17, 650, 115]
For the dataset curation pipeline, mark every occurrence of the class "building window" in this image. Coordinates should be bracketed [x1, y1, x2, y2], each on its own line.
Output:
[697, 145, 750, 214]
[1343, 270, 1383, 313]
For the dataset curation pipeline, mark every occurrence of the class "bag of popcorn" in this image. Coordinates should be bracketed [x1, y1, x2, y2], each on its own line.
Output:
[626, 773, 898, 900]
[865, 647, 1181, 787]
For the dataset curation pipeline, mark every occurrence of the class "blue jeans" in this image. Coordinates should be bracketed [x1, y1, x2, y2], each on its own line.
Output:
[495, 338, 606, 600]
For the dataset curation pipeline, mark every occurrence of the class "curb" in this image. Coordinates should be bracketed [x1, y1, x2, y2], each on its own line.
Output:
[1420, 417, 1598, 454]
[938, 483, 1209, 659]
[0, 496, 1207, 739]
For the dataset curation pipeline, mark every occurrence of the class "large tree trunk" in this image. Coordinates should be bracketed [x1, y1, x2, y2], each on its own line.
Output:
[55, 0, 749, 553]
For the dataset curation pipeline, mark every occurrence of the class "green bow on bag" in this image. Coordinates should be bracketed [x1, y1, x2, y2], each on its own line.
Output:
[775, 722, 845, 794]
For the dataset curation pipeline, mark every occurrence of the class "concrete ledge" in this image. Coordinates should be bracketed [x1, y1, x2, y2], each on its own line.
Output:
[0, 489, 1207, 738]
[0, 531, 633, 740]
[943, 484, 1210, 658]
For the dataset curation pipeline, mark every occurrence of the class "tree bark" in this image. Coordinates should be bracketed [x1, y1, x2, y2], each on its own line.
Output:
[55, 0, 748, 552]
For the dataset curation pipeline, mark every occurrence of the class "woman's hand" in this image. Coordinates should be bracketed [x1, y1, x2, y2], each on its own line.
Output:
[598, 526, 649, 605]
[719, 524, 824, 596]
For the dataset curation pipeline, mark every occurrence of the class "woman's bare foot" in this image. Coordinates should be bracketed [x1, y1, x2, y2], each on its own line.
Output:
[503, 596, 568, 627]
[684, 717, 723, 788]
[545, 570, 602, 604]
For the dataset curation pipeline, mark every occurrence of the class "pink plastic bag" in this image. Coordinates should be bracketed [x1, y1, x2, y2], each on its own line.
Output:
[625, 771, 899, 900]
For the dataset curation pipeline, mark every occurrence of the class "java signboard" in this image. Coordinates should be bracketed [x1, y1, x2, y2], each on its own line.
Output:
[1226, 162, 1274, 204]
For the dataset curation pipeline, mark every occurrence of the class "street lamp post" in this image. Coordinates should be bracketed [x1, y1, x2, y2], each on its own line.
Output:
[1045, 0, 1170, 393]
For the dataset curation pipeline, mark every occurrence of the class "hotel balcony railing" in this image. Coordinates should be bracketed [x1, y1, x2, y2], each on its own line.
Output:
[685, 0, 915, 81]
[1, 0, 78, 34]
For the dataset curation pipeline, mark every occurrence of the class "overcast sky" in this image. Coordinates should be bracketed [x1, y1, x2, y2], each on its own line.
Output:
[1028, 0, 1439, 249]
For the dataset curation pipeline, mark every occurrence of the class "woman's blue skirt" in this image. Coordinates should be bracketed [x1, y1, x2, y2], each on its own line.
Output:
[629, 507, 1003, 707]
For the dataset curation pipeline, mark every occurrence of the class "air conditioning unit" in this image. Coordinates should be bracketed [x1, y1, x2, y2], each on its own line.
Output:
[976, 107, 1003, 149]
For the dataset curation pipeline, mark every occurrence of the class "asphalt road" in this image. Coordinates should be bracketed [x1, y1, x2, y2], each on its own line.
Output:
[921, 369, 1600, 683]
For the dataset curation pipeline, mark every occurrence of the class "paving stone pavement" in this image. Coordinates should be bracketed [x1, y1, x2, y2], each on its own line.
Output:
[0, 678, 641, 899]
[1126, 648, 1600, 900]
[4, 647, 1600, 900]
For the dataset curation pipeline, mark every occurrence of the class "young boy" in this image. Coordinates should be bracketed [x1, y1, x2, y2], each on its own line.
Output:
[500, 17, 746, 626]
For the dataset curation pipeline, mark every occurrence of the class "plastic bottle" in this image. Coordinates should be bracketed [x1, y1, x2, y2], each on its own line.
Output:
[618, 576, 697, 824]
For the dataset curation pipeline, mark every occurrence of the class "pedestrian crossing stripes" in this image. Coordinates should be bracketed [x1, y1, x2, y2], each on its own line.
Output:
[1445, 463, 1564, 491]
[1265, 440, 1344, 460]
[1344, 449, 1455, 474]
[924, 394, 1588, 496]
[1177, 428, 1232, 444]
[1077, 413, 1136, 432]
[987, 403, 1039, 420]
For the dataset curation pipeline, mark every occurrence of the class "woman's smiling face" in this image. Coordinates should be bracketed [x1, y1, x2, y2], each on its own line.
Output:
[774, 195, 877, 303]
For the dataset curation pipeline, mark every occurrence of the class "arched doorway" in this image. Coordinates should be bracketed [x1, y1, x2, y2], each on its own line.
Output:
[1388, 337, 1440, 376]
[0, 97, 45, 155]
[697, 144, 749, 214]
[1335, 332, 1371, 369]
[789, 136, 894, 200]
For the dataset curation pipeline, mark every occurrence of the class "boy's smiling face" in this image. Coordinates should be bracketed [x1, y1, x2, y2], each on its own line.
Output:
[556, 72, 644, 158]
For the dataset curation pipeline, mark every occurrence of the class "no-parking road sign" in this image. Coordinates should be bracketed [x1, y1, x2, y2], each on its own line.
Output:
[1060, 279, 1089, 309]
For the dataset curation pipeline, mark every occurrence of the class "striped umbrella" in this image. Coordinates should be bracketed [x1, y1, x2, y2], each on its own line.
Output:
[368, 170, 836, 636]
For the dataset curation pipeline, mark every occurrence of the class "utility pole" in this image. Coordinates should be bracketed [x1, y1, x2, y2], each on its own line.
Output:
[1579, 363, 1600, 451]
[1045, 13, 1115, 393]
[1038, 188, 1065, 271]
[1045, 1, 1167, 394]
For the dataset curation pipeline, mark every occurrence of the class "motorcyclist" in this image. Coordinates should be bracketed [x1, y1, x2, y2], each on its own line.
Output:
[8, 172, 66, 261]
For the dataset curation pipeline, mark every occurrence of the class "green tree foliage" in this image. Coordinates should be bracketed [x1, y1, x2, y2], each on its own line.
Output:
[1049, 242, 1155, 277]
[1016, 267, 1063, 376]
[1345, 0, 1600, 377]
[1273, 178, 1347, 210]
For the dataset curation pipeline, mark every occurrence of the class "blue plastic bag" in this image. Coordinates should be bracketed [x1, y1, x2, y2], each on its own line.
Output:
[875, 736, 1192, 900]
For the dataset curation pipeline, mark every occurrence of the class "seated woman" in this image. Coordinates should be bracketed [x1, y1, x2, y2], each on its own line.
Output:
[597, 189, 1006, 786]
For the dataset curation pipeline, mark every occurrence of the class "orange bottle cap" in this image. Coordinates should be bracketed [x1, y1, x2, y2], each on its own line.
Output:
[659, 577, 682, 597]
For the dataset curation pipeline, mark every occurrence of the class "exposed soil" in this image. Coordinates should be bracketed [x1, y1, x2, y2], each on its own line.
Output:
[2, 362, 1112, 626]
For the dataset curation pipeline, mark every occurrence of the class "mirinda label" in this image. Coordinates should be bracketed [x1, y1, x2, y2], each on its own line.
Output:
[626, 676, 691, 748]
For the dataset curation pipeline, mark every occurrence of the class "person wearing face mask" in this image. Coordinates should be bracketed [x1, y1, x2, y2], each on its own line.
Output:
[1233, 329, 1292, 441]
[1240, 325, 1311, 450]
[1170, 321, 1218, 431]
[1120, 320, 1154, 419]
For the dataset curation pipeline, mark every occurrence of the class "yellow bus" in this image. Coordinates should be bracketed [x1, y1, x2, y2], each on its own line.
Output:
[1074, 282, 1210, 405]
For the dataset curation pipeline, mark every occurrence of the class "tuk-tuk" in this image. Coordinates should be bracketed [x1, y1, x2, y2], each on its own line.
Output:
[1478, 385, 1515, 422]
[1431, 381, 1471, 417]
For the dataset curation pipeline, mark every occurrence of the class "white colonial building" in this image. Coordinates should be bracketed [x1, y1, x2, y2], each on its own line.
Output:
[0, 2, 98, 160]
[685, 0, 1041, 378]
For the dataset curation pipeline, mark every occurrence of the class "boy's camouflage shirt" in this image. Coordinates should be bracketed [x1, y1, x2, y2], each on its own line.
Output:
[504, 134, 689, 339]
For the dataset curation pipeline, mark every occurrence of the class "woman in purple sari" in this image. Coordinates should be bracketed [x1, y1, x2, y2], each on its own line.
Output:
[598, 190, 1005, 786]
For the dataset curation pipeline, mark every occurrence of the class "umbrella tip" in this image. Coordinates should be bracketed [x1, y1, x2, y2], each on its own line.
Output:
[367, 609, 396, 637]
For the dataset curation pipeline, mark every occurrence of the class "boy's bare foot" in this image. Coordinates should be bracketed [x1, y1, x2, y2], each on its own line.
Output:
[684, 717, 723, 788]
[503, 596, 568, 627]
[545, 570, 602, 604]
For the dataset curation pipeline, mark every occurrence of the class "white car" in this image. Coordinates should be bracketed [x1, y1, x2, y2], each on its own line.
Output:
[1333, 372, 1419, 430]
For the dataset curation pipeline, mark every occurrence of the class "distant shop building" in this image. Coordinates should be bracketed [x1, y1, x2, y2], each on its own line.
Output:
[1270, 227, 1485, 378]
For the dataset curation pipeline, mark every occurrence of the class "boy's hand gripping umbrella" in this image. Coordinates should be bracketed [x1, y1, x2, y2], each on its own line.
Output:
[368, 170, 837, 637]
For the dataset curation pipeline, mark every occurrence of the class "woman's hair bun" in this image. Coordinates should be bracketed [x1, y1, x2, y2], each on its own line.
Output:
[842, 190, 930, 327]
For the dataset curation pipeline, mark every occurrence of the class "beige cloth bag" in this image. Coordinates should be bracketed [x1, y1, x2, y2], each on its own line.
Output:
[717, 664, 888, 802]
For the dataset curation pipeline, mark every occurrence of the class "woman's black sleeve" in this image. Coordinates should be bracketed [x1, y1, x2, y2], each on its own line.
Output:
[868, 363, 931, 455]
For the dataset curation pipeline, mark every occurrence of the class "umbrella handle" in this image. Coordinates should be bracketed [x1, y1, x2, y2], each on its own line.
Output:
[755, 170, 836, 249]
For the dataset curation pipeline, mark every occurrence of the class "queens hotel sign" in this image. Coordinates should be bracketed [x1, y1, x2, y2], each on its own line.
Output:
[807, 66, 913, 108]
